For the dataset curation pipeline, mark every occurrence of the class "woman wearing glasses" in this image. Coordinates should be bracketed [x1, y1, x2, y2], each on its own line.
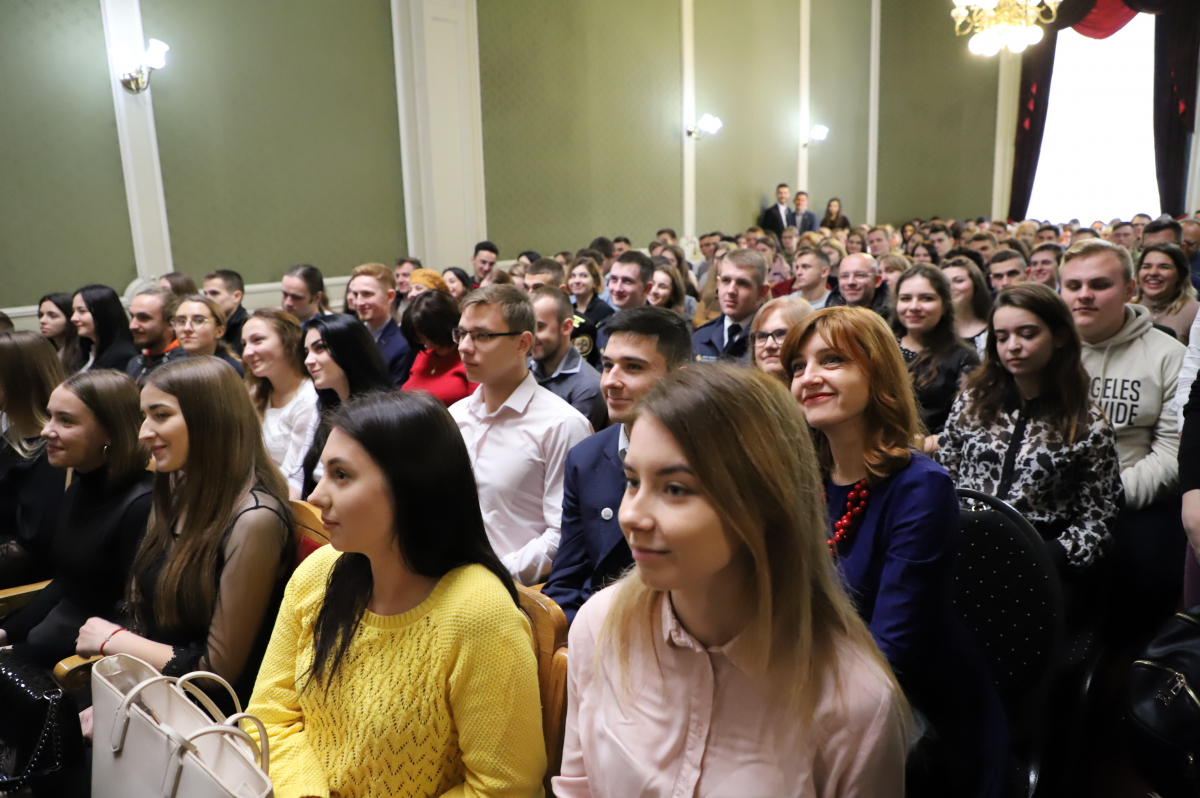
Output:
[749, 296, 812, 383]
[171, 294, 244, 376]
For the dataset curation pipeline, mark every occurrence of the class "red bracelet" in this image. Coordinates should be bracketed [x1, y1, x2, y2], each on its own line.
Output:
[100, 627, 127, 655]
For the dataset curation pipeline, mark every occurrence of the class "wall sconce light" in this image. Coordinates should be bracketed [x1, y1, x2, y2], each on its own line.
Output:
[802, 124, 830, 148]
[686, 113, 723, 138]
[120, 39, 170, 94]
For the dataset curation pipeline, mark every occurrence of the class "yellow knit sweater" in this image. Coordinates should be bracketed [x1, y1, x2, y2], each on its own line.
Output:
[247, 545, 546, 798]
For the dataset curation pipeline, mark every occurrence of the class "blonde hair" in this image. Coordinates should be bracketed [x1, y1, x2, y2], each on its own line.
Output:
[0, 331, 64, 457]
[1063, 238, 1134, 282]
[350, 262, 397, 291]
[599, 365, 907, 722]
[750, 296, 814, 369]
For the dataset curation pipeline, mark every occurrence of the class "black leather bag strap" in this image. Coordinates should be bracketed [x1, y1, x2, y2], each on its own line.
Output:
[0, 690, 62, 789]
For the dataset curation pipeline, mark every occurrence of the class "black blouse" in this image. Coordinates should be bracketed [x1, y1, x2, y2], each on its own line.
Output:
[576, 294, 616, 327]
[0, 441, 65, 588]
[900, 342, 980, 435]
[1, 467, 153, 665]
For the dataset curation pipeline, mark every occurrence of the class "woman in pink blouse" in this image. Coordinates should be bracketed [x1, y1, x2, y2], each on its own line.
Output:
[553, 364, 908, 798]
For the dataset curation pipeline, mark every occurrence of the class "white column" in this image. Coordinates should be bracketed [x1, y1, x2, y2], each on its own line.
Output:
[681, 0, 697, 241]
[798, 0, 811, 192]
[991, 51, 1021, 222]
[1186, 76, 1200, 217]
[391, 0, 487, 267]
[865, 0, 881, 225]
[99, 0, 172, 279]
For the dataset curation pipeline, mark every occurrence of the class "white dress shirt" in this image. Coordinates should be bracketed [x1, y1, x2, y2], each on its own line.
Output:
[777, 203, 790, 227]
[449, 370, 593, 584]
[260, 379, 319, 495]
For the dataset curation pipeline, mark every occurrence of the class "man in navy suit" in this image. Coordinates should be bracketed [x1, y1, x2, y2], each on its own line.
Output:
[691, 248, 771, 362]
[758, 183, 796, 238]
[541, 307, 692, 623]
[794, 190, 819, 234]
[348, 262, 414, 386]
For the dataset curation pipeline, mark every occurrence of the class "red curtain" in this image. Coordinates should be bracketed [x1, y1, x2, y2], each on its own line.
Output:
[1073, 0, 1138, 38]
[1008, 32, 1059, 222]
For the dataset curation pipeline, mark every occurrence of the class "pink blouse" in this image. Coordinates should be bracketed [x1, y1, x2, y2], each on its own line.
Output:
[552, 586, 906, 798]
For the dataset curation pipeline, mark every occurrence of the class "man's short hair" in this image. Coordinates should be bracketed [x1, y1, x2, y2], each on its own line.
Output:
[1133, 213, 1153, 223]
[1037, 224, 1061, 237]
[613, 236, 632, 246]
[576, 247, 605, 265]
[776, 183, 789, 191]
[794, 246, 830, 271]
[473, 240, 499, 257]
[928, 223, 953, 240]
[588, 237, 615, 259]
[614, 250, 655, 285]
[868, 226, 890, 237]
[135, 287, 178, 319]
[1112, 221, 1134, 234]
[529, 285, 574, 325]
[721, 248, 769, 287]
[988, 249, 1026, 269]
[1032, 242, 1064, 262]
[602, 306, 692, 369]
[1142, 218, 1183, 244]
[350, 262, 397, 291]
[459, 284, 535, 334]
[1063, 238, 1134, 282]
[203, 269, 244, 294]
[1072, 228, 1099, 240]
[944, 247, 985, 271]
[526, 257, 565, 286]
[656, 228, 677, 240]
[796, 191, 808, 198]
[395, 256, 422, 270]
[971, 232, 999, 247]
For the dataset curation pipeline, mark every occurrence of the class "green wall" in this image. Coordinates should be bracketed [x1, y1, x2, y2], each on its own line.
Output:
[478, 0, 682, 256]
[141, 0, 406, 284]
[876, 0, 998, 224]
[695, 0, 801, 234]
[0, 0, 136, 308]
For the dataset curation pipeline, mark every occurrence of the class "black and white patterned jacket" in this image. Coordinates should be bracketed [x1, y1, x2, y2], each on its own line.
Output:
[938, 391, 1124, 569]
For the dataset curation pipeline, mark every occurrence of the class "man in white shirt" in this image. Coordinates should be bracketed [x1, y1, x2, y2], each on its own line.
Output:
[449, 285, 593, 585]
[789, 247, 833, 309]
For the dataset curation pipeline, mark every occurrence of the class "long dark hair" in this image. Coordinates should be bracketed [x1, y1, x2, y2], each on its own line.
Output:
[284, 264, 330, 312]
[39, 292, 82, 372]
[400, 289, 460, 351]
[820, 197, 849, 229]
[889, 265, 967, 390]
[306, 391, 517, 688]
[74, 284, 132, 361]
[300, 314, 392, 496]
[963, 282, 1092, 443]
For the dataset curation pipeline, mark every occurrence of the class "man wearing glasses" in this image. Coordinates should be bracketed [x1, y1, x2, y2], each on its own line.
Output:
[828, 253, 888, 316]
[449, 285, 593, 585]
[125, 287, 187, 385]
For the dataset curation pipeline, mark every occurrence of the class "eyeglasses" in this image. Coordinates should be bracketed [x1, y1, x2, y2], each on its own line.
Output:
[841, 272, 875, 282]
[752, 329, 790, 346]
[170, 316, 213, 328]
[451, 328, 523, 344]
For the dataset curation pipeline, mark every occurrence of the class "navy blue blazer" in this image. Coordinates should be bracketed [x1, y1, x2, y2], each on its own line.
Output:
[541, 424, 630, 624]
[828, 452, 1007, 796]
[758, 204, 795, 237]
[691, 315, 752, 363]
[376, 318, 415, 387]
[797, 209, 819, 234]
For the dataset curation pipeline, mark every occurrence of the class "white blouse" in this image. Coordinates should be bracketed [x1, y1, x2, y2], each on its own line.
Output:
[261, 380, 319, 494]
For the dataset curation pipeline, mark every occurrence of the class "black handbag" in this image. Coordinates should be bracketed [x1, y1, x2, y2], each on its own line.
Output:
[0, 649, 85, 796]
[1126, 607, 1200, 798]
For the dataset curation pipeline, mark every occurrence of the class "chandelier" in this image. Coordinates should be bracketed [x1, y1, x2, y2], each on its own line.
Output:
[951, 0, 1061, 56]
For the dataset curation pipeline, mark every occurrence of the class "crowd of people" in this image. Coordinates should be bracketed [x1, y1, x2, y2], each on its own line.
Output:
[3, 186, 1200, 797]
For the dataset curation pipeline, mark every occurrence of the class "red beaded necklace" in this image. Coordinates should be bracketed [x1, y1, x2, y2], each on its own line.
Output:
[829, 479, 870, 554]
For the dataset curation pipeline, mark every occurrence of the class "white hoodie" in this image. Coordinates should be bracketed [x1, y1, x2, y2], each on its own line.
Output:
[1080, 303, 1184, 510]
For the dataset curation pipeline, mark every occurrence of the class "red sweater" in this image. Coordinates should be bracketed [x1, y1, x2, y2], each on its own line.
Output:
[402, 349, 477, 407]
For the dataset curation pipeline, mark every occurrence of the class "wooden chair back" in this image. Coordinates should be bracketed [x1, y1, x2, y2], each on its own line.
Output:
[291, 500, 329, 564]
[0, 580, 51, 620]
[516, 584, 569, 793]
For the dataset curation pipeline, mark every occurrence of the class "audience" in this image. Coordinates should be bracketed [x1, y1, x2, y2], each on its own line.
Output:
[1061, 239, 1186, 635]
[125, 287, 186, 385]
[281, 263, 329, 323]
[470, 240, 499, 286]
[910, 239, 940, 265]
[1133, 243, 1199, 344]
[522, 257, 602, 366]
[347, 262, 413, 387]
[449, 285, 592, 585]
[408, 267, 449, 297]
[172, 294, 244, 375]
[597, 251, 654, 351]
[1029, 242, 1063, 289]
[692, 248, 769, 362]
[567, 255, 615, 326]
[986, 249, 1028, 292]
[647, 259, 693, 330]
[555, 364, 907, 797]
[202, 269, 248, 356]
[0, 370, 152, 666]
[300, 313, 393, 498]
[443, 266, 474, 300]
[529, 286, 607, 430]
[391, 257, 419, 320]
[783, 306, 1007, 797]
[246, 391, 545, 798]
[400, 289, 477, 407]
[243, 309, 318, 498]
[749, 295, 812, 383]
[71, 284, 137, 373]
[38, 292, 82, 372]
[158, 272, 197, 296]
[829, 253, 888, 315]
[524, 257, 565, 291]
[789, 246, 833, 308]
[941, 256, 992, 353]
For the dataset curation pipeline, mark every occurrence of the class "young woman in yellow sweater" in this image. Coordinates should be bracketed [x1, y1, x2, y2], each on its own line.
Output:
[247, 391, 546, 798]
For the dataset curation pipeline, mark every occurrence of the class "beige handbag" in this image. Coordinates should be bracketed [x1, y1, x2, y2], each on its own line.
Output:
[91, 654, 272, 798]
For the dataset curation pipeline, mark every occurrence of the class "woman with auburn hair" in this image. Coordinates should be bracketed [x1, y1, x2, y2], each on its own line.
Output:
[554, 364, 908, 798]
[939, 284, 1122, 578]
[242, 309, 319, 497]
[750, 295, 813, 383]
[0, 332, 67, 587]
[0, 370, 152, 665]
[567, 256, 615, 326]
[74, 358, 294, 723]
[782, 306, 1007, 797]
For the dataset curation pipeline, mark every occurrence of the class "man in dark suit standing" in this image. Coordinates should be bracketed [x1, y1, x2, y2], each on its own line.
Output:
[794, 190, 819, 234]
[347, 262, 414, 386]
[758, 183, 796, 238]
[691, 248, 770, 362]
[540, 307, 692, 623]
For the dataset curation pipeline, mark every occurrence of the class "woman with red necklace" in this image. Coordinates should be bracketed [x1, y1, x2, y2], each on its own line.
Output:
[782, 305, 1007, 798]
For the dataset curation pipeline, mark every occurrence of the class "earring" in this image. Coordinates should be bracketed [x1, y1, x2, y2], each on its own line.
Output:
[103, 444, 110, 460]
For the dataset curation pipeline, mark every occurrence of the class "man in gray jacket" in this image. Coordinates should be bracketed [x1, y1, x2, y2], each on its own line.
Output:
[529, 286, 607, 430]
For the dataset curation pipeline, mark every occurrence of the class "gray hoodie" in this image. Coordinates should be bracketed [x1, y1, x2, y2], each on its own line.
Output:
[1080, 303, 1184, 510]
